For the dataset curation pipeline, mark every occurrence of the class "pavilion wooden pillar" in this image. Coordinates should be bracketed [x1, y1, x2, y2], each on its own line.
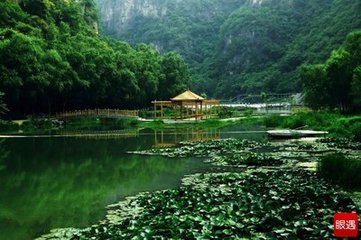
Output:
[199, 101, 201, 120]
[160, 102, 163, 118]
[154, 100, 157, 118]
[181, 102, 183, 119]
[195, 101, 198, 120]
[173, 103, 176, 120]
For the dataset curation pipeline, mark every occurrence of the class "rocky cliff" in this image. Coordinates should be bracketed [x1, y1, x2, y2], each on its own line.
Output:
[97, 0, 168, 34]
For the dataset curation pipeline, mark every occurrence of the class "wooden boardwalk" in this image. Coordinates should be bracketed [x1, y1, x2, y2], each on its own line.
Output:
[56, 109, 139, 118]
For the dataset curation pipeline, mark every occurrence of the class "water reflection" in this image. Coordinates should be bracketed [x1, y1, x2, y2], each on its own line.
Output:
[153, 128, 221, 148]
[0, 139, 9, 171]
[0, 137, 210, 240]
[0, 125, 267, 240]
[58, 129, 140, 139]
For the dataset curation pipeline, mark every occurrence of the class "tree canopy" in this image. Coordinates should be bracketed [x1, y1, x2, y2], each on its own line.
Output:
[0, 0, 190, 117]
[302, 30, 361, 112]
[0, 92, 7, 115]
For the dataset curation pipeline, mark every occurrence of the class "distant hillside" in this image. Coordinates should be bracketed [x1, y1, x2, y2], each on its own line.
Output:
[96, 0, 361, 98]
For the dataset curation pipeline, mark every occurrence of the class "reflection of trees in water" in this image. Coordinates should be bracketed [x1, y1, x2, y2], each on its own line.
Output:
[0, 139, 9, 171]
[153, 128, 221, 147]
[0, 138, 197, 240]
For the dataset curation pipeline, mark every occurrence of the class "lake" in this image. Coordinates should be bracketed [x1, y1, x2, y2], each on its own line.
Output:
[0, 126, 266, 240]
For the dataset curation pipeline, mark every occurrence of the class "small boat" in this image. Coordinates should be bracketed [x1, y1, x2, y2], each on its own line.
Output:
[267, 129, 328, 139]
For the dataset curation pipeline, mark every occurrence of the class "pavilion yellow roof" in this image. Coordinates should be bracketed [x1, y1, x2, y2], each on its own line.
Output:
[171, 90, 204, 101]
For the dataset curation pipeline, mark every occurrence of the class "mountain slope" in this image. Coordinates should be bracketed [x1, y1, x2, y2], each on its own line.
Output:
[96, 0, 361, 98]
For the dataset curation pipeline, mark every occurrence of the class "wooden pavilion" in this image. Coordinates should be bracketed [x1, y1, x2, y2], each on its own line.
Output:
[152, 90, 220, 120]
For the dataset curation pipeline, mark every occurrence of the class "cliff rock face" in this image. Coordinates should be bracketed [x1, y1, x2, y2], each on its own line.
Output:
[95, 0, 244, 67]
[95, 0, 361, 97]
[97, 0, 168, 34]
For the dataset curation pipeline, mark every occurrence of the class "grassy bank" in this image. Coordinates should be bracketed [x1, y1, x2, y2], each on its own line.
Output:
[138, 118, 239, 130]
[0, 115, 241, 135]
[260, 112, 361, 140]
[1, 111, 360, 139]
[63, 117, 139, 131]
[318, 153, 361, 190]
[0, 117, 140, 135]
[0, 120, 20, 134]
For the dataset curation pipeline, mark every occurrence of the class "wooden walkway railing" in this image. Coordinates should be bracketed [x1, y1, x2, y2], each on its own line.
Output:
[56, 109, 139, 118]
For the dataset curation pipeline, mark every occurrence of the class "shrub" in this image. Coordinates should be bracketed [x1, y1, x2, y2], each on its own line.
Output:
[243, 108, 254, 117]
[21, 118, 53, 131]
[0, 120, 18, 132]
[318, 153, 361, 190]
[139, 109, 156, 119]
[263, 114, 285, 128]
[282, 114, 306, 129]
[217, 107, 236, 118]
[352, 123, 361, 142]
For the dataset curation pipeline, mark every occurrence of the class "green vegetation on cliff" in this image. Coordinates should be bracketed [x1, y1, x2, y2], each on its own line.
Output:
[97, 0, 361, 98]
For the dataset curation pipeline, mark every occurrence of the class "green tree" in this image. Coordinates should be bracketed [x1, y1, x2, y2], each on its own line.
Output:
[0, 0, 191, 117]
[159, 52, 190, 99]
[134, 43, 162, 103]
[0, 1, 26, 28]
[0, 92, 8, 115]
[301, 64, 328, 109]
[352, 66, 361, 109]
[0, 29, 47, 115]
[302, 30, 361, 112]
[324, 49, 352, 111]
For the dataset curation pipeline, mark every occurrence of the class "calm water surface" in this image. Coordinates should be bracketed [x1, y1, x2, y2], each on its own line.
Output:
[0, 126, 265, 240]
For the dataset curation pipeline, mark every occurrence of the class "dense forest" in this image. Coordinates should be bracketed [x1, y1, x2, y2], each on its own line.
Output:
[0, 0, 190, 117]
[97, 0, 361, 98]
[302, 30, 361, 112]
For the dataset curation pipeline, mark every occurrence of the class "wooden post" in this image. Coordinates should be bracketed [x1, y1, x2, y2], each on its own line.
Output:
[160, 103, 164, 118]
[186, 103, 189, 119]
[181, 102, 183, 119]
[195, 101, 198, 121]
[154, 100, 157, 119]
[173, 103, 176, 120]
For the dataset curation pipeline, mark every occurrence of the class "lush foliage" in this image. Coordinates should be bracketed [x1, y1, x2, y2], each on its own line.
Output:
[0, 0, 190, 117]
[72, 169, 359, 239]
[97, 0, 361, 98]
[263, 112, 361, 140]
[302, 30, 361, 112]
[63, 117, 139, 131]
[318, 153, 361, 190]
[0, 92, 7, 115]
